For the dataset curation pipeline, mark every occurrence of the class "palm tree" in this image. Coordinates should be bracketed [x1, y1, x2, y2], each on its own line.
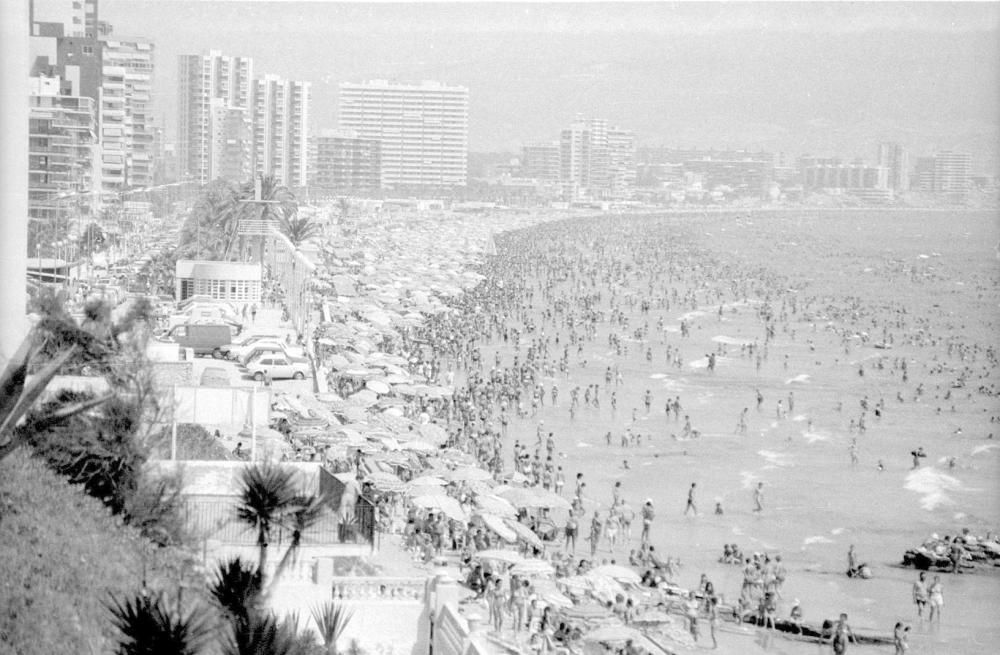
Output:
[0, 333, 109, 463]
[272, 494, 328, 582]
[107, 591, 211, 655]
[277, 215, 322, 247]
[235, 463, 299, 573]
[210, 557, 264, 625]
[311, 602, 354, 655]
[229, 175, 298, 261]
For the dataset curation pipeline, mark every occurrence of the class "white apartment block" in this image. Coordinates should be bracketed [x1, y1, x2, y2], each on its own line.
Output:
[338, 80, 468, 189]
[99, 37, 154, 196]
[178, 50, 253, 184]
[560, 117, 635, 200]
[251, 75, 310, 188]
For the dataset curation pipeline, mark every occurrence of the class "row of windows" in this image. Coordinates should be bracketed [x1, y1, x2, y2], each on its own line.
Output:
[188, 278, 261, 302]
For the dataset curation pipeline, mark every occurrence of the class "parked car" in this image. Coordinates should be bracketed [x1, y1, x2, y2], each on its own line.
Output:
[158, 323, 233, 357]
[239, 341, 306, 366]
[219, 333, 285, 360]
[246, 356, 310, 381]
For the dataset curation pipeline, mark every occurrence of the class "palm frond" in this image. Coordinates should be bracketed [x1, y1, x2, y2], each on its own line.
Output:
[107, 591, 211, 655]
[224, 611, 296, 655]
[235, 462, 299, 547]
[310, 601, 354, 650]
[210, 557, 264, 621]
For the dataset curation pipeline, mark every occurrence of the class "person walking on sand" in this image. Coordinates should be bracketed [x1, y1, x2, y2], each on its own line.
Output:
[588, 511, 603, 557]
[912, 572, 928, 619]
[753, 482, 764, 513]
[684, 482, 698, 516]
[928, 575, 943, 623]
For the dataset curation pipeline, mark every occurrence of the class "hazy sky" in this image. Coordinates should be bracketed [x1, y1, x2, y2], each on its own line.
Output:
[101, 1, 999, 169]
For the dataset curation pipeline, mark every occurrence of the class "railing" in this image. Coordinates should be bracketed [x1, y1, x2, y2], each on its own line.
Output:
[435, 604, 468, 655]
[330, 576, 425, 601]
[182, 499, 346, 546]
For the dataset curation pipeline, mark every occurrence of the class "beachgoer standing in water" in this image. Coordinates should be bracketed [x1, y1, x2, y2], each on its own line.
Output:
[827, 613, 855, 654]
[912, 572, 928, 618]
[928, 575, 943, 622]
[753, 482, 764, 513]
[641, 499, 655, 545]
[685, 482, 698, 516]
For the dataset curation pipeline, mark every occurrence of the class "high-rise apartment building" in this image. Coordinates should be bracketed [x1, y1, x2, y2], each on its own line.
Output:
[99, 37, 154, 195]
[932, 151, 971, 197]
[309, 129, 382, 193]
[877, 142, 909, 192]
[913, 151, 972, 200]
[178, 50, 253, 183]
[521, 141, 561, 183]
[559, 117, 635, 200]
[338, 80, 468, 189]
[607, 127, 636, 199]
[28, 75, 98, 223]
[30, 0, 100, 38]
[209, 100, 250, 184]
[802, 163, 889, 190]
[250, 75, 310, 188]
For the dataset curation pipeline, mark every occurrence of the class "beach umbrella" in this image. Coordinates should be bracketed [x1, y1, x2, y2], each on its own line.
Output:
[419, 423, 449, 445]
[366, 471, 404, 492]
[473, 549, 525, 566]
[497, 486, 572, 511]
[510, 559, 555, 577]
[395, 383, 418, 396]
[583, 625, 644, 644]
[555, 575, 593, 595]
[474, 494, 517, 518]
[411, 495, 466, 521]
[589, 564, 641, 585]
[531, 580, 574, 609]
[348, 389, 379, 407]
[499, 471, 529, 485]
[400, 439, 435, 452]
[405, 484, 447, 498]
[478, 513, 517, 542]
[408, 475, 446, 486]
[444, 466, 493, 483]
[384, 373, 411, 385]
[366, 379, 391, 395]
[327, 354, 351, 370]
[631, 610, 671, 625]
[504, 519, 544, 550]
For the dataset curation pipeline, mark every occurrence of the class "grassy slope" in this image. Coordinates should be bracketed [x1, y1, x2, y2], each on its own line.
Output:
[0, 449, 205, 655]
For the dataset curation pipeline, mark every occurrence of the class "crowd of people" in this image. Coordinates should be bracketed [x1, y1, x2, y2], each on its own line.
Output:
[302, 211, 998, 654]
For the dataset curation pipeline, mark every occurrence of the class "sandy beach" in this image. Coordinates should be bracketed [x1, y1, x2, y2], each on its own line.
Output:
[457, 209, 1000, 654]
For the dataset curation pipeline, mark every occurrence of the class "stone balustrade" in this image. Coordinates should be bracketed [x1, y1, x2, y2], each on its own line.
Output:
[330, 576, 426, 601]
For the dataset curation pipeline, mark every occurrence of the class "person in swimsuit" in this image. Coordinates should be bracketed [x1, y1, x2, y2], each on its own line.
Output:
[827, 613, 855, 654]
[912, 571, 928, 618]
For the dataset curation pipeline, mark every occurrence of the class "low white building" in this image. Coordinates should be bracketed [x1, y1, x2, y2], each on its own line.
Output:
[175, 259, 262, 303]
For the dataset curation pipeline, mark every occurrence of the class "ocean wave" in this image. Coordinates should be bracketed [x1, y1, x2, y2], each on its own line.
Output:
[759, 450, 793, 467]
[904, 467, 965, 511]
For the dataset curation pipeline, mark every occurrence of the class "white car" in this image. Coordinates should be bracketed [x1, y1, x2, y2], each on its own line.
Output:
[238, 341, 306, 366]
[247, 355, 310, 381]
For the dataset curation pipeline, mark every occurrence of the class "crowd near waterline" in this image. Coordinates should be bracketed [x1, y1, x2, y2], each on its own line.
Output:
[309, 211, 999, 654]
